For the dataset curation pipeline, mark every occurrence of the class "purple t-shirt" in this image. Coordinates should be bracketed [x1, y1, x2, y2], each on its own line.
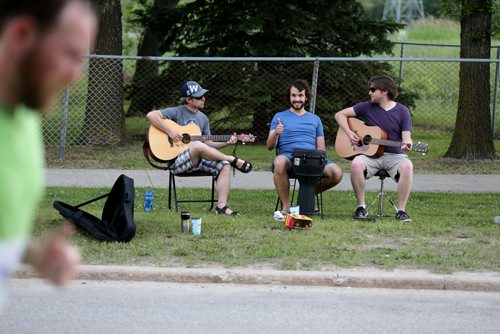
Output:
[353, 101, 412, 154]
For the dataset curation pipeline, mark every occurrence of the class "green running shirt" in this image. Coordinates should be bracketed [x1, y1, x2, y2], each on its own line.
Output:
[0, 105, 44, 308]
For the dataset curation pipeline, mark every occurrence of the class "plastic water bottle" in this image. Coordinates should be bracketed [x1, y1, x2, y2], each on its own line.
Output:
[144, 190, 153, 212]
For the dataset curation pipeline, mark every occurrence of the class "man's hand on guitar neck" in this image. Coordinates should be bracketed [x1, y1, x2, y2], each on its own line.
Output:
[226, 133, 237, 145]
[401, 131, 413, 153]
[401, 142, 412, 152]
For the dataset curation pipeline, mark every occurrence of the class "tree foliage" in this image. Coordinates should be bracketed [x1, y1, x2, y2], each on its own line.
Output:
[131, 0, 405, 140]
[170, 0, 400, 57]
[126, 0, 179, 116]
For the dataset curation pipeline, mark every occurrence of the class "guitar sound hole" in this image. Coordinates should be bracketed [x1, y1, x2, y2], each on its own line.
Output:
[181, 134, 191, 144]
[362, 135, 372, 145]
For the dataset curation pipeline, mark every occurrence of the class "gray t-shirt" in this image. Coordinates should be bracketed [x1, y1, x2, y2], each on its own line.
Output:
[159, 105, 211, 135]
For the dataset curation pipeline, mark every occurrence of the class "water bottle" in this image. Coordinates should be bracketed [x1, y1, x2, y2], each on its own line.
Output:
[144, 190, 153, 212]
[181, 212, 190, 233]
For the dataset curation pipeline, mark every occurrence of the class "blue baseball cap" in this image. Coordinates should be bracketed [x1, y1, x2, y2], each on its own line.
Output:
[180, 81, 208, 98]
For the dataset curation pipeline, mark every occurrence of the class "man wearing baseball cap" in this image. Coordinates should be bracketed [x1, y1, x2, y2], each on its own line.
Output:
[147, 81, 252, 216]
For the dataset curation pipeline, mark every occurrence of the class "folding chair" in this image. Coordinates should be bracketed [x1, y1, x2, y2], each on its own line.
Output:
[143, 139, 217, 213]
[168, 170, 217, 212]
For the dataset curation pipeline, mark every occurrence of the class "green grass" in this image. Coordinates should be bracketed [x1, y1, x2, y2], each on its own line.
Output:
[38, 187, 500, 273]
[392, 18, 461, 45]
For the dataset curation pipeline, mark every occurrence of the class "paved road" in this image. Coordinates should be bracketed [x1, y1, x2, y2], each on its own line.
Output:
[46, 169, 500, 192]
[3, 279, 500, 334]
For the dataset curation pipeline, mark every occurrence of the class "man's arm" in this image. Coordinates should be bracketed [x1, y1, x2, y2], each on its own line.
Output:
[334, 107, 359, 144]
[205, 137, 236, 150]
[401, 131, 413, 152]
[146, 110, 182, 142]
[316, 136, 326, 151]
[266, 118, 283, 150]
[24, 223, 80, 287]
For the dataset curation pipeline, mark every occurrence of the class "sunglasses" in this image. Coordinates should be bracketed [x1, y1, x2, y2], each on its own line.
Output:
[191, 95, 205, 100]
[369, 87, 379, 93]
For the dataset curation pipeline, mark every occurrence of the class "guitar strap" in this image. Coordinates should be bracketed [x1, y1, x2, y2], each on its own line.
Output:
[231, 141, 239, 176]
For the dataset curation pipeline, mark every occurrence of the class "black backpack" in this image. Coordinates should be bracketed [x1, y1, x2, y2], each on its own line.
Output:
[53, 174, 136, 242]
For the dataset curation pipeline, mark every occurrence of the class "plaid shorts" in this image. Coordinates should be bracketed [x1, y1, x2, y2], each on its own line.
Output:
[169, 147, 228, 177]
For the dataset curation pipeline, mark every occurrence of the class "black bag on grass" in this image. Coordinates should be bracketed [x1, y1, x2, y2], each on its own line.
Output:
[53, 174, 136, 242]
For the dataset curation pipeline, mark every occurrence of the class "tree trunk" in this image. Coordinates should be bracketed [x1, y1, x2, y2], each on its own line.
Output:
[80, 0, 126, 145]
[445, 0, 496, 159]
[127, 0, 178, 117]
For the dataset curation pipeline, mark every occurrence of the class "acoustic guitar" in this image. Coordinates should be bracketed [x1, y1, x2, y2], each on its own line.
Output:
[335, 118, 429, 159]
[148, 119, 255, 162]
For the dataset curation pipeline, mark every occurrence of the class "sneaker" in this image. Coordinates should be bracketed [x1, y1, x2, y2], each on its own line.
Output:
[353, 206, 368, 220]
[396, 210, 412, 222]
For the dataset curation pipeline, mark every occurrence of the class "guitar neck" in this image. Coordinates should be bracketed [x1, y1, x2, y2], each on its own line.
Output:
[369, 138, 406, 149]
[190, 135, 231, 142]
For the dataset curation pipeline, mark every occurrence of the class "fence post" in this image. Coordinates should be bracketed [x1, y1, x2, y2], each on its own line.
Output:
[399, 43, 405, 83]
[310, 58, 320, 114]
[492, 47, 499, 136]
[58, 88, 69, 160]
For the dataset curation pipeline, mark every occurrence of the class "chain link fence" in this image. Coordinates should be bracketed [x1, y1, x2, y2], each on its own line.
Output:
[42, 54, 500, 156]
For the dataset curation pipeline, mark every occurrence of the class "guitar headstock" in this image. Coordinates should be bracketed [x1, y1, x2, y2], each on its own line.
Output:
[237, 134, 256, 144]
[412, 142, 429, 155]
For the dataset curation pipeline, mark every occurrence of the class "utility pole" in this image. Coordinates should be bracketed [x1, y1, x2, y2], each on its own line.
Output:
[382, 0, 425, 22]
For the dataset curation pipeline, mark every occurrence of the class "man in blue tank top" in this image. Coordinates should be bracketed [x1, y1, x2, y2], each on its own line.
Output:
[267, 79, 343, 214]
[335, 76, 413, 222]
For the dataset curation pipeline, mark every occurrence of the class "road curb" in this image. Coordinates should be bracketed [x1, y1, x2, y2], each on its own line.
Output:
[15, 265, 500, 292]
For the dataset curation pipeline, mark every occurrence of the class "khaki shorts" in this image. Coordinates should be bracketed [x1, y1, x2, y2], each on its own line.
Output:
[354, 153, 410, 180]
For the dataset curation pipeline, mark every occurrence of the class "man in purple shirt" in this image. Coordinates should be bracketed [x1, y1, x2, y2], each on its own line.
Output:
[335, 76, 413, 222]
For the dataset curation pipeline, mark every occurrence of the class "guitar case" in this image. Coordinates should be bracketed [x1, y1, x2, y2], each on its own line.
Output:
[53, 174, 136, 242]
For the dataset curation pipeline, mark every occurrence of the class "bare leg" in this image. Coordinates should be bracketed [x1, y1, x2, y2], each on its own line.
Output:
[273, 155, 291, 212]
[396, 159, 413, 211]
[315, 163, 343, 193]
[350, 156, 367, 206]
[215, 164, 233, 211]
[188, 141, 247, 169]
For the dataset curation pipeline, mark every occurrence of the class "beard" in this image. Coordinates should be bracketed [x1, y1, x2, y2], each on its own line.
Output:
[290, 101, 305, 111]
[17, 47, 54, 111]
